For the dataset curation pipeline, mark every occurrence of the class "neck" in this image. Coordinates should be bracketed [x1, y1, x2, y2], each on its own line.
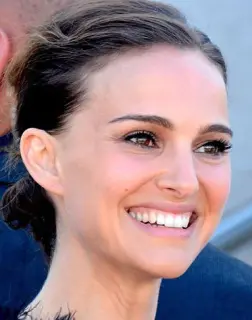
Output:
[28, 236, 161, 320]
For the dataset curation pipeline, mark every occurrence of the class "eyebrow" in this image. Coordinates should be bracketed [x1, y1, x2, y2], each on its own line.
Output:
[108, 114, 173, 129]
[109, 113, 233, 138]
[199, 124, 233, 138]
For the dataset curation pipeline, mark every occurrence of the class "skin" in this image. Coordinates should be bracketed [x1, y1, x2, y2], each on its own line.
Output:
[0, 0, 71, 135]
[21, 45, 231, 319]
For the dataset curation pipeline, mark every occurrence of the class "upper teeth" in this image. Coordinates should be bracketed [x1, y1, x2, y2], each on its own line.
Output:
[129, 210, 191, 228]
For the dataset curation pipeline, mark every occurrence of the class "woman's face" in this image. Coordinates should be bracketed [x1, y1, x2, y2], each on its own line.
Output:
[57, 45, 231, 278]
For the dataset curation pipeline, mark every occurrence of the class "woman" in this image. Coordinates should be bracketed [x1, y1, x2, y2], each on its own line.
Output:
[1, 0, 232, 318]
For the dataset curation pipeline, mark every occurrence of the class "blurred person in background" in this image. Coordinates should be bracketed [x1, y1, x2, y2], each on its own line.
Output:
[0, 0, 252, 319]
[0, 0, 71, 312]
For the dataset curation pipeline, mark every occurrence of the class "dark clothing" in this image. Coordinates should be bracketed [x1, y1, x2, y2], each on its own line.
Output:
[0, 132, 25, 198]
[0, 308, 74, 320]
[0, 133, 47, 314]
[0, 221, 47, 311]
[157, 244, 252, 320]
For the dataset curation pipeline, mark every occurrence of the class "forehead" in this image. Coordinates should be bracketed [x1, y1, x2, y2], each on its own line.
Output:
[85, 45, 228, 128]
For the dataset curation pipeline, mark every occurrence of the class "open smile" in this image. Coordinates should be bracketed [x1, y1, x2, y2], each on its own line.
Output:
[126, 205, 199, 237]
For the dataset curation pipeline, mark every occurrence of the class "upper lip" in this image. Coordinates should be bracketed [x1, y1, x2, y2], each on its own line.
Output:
[127, 202, 197, 214]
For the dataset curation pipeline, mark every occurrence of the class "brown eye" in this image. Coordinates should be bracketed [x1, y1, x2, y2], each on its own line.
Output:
[195, 139, 232, 157]
[124, 131, 159, 149]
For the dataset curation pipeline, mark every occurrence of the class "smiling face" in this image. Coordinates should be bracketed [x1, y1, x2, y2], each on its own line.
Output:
[55, 45, 231, 278]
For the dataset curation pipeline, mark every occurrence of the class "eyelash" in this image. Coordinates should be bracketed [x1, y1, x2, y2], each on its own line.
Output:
[195, 139, 232, 156]
[123, 130, 159, 149]
[123, 131, 232, 156]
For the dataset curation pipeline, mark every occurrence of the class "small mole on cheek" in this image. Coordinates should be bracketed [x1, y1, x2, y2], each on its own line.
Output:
[124, 188, 129, 192]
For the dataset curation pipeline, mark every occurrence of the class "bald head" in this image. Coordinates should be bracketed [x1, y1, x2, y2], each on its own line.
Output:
[0, 0, 72, 135]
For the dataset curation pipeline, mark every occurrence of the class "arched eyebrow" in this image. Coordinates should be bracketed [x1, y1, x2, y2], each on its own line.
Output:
[199, 124, 233, 137]
[108, 114, 173, 129]
[109, 113, 233, 138]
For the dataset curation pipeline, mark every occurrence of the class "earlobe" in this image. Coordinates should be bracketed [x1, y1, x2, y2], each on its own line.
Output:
[0, 29, 10, 76]
[20, 129, 64, 197]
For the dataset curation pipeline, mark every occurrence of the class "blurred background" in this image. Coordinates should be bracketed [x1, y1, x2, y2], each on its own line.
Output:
[165, 0, 252, 265]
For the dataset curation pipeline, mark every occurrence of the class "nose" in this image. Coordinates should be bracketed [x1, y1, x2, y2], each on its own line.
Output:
[155, 149, 199, 199]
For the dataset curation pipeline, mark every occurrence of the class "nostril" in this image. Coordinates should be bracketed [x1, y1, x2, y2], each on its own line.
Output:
[155, 173, 199, 198]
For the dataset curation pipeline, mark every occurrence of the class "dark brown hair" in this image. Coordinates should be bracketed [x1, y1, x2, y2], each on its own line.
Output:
[1, 0, 227, 259]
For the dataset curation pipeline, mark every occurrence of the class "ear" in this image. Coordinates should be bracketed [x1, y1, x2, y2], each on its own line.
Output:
[0, 29, 10, 77]
[20, 128, 64, 196]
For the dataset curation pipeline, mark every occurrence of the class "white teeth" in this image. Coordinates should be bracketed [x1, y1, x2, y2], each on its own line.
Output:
[165, 215, 174, 228]
[136, 213, 142, 222]
[130, 212, 136, 219]
[182, 216, 190, 228]
[142, 213, 149, 223]
[128, 210, 192, 229]
[174, 216, 183, 228]
[157, 213, 165, 225]
[149, 212, 157, 224]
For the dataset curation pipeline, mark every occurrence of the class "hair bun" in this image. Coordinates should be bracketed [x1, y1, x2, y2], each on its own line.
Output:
[1, 175, 56, 259]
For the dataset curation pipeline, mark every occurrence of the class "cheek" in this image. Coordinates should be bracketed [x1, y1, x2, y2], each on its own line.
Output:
[197, 160, 231, 245]
[199, 160, 231, 213]
[60, 149, 153, 227]
[99, 152, 158, 199]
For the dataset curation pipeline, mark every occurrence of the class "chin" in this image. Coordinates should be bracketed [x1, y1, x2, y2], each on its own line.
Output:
[148, 260, 194, 280]
[160, 262, 193, 279]
[130, 252, 197, 281]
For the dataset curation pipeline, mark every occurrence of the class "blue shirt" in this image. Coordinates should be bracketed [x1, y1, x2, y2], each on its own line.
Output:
[0, 133, 47, 310]
[157, 244, 252, 319]
[0, 133, 26, 198]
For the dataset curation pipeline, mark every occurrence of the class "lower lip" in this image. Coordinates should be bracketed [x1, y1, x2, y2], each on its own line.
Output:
[128, 215, 197, 238]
